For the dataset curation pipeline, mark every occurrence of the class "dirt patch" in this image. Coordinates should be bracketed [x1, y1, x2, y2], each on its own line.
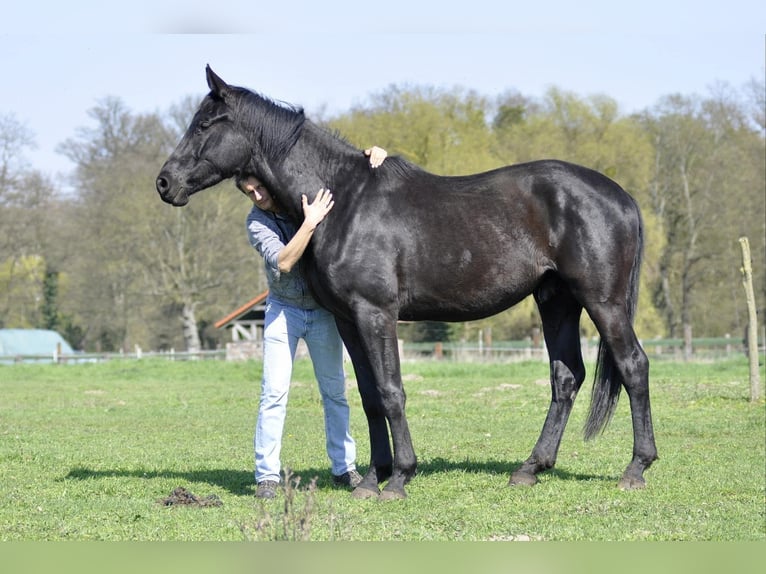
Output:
[497, 383, 522, 390]
[473, 382, 523, 397]
[157, 487, 222, 508]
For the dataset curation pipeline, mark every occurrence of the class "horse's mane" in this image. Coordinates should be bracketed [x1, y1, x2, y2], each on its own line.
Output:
[233, 87, 306, 161]
[386, 156, 422, 179]
[233, 85, 421, 183]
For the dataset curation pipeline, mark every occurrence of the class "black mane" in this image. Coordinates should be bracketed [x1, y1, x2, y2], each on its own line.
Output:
[233, 87, 306, 162]
[233, 86, 424, 184]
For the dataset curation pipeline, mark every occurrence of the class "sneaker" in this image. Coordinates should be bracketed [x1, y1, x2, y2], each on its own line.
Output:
[255, 480, 279, 499]
[332, 469, 363, 489]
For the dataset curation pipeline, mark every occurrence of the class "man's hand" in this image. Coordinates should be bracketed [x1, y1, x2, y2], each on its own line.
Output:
[301, 188, 335, 230]
[365, 146, 388, 168]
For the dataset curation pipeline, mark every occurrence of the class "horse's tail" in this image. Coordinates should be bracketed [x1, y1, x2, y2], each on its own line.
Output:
[584, 207, 644, 440]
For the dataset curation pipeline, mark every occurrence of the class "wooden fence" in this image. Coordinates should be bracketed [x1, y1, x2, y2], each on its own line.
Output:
[3, 335, 761, 365]
[401, 334, 764, 363]
[0, 347, 226, 364]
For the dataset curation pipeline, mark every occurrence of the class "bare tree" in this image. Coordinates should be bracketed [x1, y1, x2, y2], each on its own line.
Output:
[59, 97, 262, 352]
[641, 88, 764, 351]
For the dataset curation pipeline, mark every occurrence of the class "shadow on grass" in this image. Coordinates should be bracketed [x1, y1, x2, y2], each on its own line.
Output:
[64, 457, 613, 496]
[64, 467, 258, 496]
[415, 457, 615, 483]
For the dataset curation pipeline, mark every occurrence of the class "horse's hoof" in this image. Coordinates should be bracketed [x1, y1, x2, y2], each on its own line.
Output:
[617, 475, 646, 490]
[508, 471, 538, 487]
[351, 486, 380, 500]
[379, 487, 407, 501]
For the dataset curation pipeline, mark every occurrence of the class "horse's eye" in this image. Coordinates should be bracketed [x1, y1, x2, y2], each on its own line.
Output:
[195, 120, 211, 137]
[195, 121, 209, 135]
[194, 114, 228, 136]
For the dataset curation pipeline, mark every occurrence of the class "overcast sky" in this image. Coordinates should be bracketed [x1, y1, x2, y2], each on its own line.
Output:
[2, 0, 764, 180]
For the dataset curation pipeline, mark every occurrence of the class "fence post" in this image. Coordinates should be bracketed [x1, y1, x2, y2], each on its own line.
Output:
[738, 237, 761, 402]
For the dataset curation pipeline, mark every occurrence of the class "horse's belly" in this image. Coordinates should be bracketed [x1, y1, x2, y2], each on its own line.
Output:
[393, 249, 545, 321]
[397, 280, 535, 323]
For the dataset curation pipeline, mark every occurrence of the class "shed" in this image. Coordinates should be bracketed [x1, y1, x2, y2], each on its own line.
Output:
[214, 289, 269, 342]
[0, 329, 74, 360]
[214, 290, 269, 360]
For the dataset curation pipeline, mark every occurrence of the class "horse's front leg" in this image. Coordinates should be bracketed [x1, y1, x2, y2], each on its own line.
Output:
[354, 307, 416, 500]
[511, 294, 585, 486]
[335, 318, 393, 498]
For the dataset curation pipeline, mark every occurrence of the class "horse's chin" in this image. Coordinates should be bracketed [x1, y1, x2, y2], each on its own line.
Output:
[159, 189, 190, 207]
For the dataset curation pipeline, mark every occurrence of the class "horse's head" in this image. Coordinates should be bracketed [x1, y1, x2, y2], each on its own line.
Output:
[156, 66, 254, 206]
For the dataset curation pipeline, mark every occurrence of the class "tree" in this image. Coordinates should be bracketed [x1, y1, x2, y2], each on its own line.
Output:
[135, 183, 264, 352]
[0, 113, 34, 198]
[40, 266, 60, 331]
[58, 97, 264, 352]
[327, 84, 497, 176]
[745, 76, 765, 132]
[0, 114, 64, 330]
[640, 86, 765, 349]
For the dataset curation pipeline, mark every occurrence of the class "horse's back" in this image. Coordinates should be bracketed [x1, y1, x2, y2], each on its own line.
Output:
[384, 158, 634, 213]
[383, 159, 639, 245]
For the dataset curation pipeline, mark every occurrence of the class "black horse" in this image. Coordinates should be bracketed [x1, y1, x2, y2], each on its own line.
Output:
[156, 66, 657, 500]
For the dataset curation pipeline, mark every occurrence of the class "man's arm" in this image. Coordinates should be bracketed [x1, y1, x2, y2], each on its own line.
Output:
[277, 188, 334, 273]
[276, 147, 385, 272]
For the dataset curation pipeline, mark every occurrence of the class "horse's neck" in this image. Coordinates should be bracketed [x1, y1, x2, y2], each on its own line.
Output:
[278, 125, 349, 185]
[265, 122, 361, 222]
[262, 132, 326, 220]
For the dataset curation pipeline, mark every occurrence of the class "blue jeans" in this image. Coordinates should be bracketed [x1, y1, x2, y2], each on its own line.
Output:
[255, 297, 357, 483]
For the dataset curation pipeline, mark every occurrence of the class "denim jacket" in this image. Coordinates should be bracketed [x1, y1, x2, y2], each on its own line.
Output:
[246, 205, 319, 309]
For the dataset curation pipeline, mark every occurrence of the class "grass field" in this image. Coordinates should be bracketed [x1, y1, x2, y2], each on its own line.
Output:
[0, 357, 763, 541]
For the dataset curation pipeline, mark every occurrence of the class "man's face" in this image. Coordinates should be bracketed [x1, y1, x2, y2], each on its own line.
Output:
[240, 177, 276, 212]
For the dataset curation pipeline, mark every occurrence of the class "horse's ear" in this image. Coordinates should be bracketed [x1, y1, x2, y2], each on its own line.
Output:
[206, 65, 230, 100]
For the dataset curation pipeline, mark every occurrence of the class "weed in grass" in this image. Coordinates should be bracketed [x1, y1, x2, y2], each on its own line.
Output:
[238, 469, 326, 541]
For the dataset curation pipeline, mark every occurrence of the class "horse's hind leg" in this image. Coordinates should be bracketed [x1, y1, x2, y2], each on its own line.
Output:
[587, 304, 657, 489]
[510, 285, 586, 486]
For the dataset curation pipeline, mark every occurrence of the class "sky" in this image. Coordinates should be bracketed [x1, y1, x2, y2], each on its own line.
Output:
[1, 0, 764, 182]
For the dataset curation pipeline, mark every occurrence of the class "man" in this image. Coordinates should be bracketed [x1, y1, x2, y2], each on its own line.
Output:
[239, 146, 387, 499]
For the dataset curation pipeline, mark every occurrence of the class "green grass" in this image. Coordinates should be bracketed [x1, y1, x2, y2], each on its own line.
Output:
[0, 358, 763, 541]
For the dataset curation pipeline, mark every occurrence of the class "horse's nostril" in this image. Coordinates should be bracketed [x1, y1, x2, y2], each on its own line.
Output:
[156, 176, 169, 193]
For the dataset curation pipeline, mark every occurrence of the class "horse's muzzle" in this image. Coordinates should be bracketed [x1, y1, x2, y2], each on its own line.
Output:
[155, 172, 189, 206]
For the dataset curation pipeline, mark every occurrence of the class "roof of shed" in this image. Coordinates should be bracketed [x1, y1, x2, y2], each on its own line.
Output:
[214, 289, 269, 329]
[0, 329, 74, 356]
